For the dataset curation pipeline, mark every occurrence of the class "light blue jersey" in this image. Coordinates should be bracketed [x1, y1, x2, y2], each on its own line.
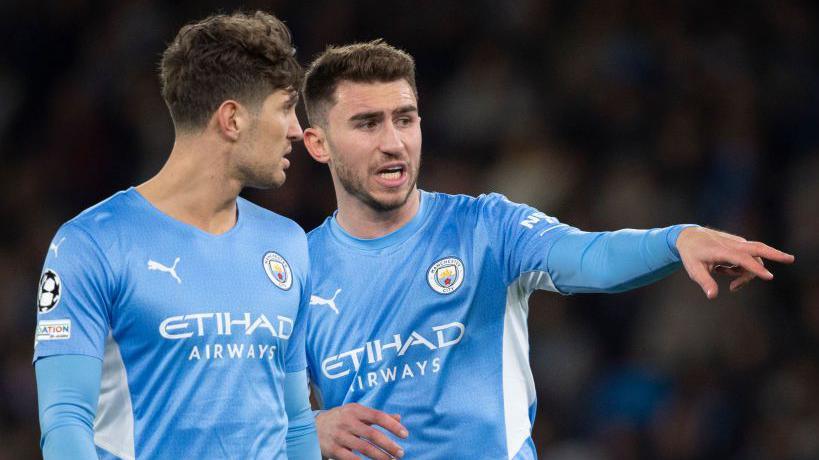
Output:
[306, 191, 687, 459]
[33, 188, 310, 459]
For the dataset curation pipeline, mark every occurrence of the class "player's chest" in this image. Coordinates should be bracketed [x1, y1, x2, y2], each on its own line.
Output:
[307, 239, 497, 356]
[114, 238, 302, 332]
[307, 240, 509, 398]
[313, 243, 478, 314]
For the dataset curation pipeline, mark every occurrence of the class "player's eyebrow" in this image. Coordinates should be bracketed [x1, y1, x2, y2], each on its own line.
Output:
[392, 105, 418, 116]
[284, 91, 299, 108]
[349, 105, 418, 123]
[349, 111, 385, 123]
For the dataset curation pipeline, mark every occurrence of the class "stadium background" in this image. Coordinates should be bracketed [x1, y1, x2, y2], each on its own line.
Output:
[1, 1, 817, 458]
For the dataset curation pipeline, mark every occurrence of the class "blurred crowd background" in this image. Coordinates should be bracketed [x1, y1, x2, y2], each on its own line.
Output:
[1, 1, 817, 459]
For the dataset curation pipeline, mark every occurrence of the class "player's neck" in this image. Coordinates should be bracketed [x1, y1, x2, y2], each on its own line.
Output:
[137, 137, 242, 235]
[335, 188, 420, 239]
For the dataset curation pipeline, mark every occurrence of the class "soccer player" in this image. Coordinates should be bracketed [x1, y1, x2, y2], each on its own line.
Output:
[299, 41, 795, 459]
[33, 12, 320, 460]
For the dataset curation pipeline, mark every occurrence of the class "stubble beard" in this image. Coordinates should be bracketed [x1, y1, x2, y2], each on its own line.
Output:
[236, 121, 286, 190]
[333, 158, 419, 212]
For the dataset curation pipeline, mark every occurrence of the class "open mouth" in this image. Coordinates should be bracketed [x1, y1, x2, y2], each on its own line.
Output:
[376, 163, 406, 181]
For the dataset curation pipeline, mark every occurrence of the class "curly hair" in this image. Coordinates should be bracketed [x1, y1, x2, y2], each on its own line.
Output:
[302, 39, 417, 128]
[159, 11, 302, 131]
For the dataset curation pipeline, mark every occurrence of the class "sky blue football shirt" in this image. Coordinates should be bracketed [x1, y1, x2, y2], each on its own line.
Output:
[305, 190, 687, 459]
[33, 188, 310, 459]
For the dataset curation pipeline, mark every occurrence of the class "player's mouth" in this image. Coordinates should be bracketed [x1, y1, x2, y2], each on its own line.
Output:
[281, 149, 292, 169]
[374, 163, 408, 187]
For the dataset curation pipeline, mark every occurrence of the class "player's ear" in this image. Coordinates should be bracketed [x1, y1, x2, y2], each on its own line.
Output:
[303, 127, 330, 164]
[213, 100, 245, 142]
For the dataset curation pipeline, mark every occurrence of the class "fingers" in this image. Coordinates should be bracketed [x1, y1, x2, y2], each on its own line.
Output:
[684, 258, 719, 299]
[357, 405, 409, 439]
[326, 443, 363, 460]
[350, 423, 405, 459]
[727, 256, 762, 292]
[683, 229, 794, 297]
[714, 264, 743, 277]
[317, 404, 407, 460]
[339, 432, 396, 460]
[730, 270, 757, 291]
[719, 251, 773, 281]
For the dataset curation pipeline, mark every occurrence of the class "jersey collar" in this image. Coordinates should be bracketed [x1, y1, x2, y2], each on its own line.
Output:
[328, 190, 432, 251]
[128, 187, 247, 239]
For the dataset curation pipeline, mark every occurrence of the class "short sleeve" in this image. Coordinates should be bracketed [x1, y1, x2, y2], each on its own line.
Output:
[478, 193, 574, 290]
[33, 223, 114, 363]
[284, 268, 309, 373]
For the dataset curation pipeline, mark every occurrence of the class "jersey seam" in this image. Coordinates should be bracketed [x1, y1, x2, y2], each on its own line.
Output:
[94, 437, 136, 460]
[477, 194, 511, 287]
[35, 347, 105, 363]
[285, 362, 308, 372]
[65, 222, 119, 325]
[323, 213, 435, 256]
[543, 227, 576, 295]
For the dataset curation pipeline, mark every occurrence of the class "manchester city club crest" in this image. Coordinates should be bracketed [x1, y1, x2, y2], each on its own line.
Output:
[263, 251, 292, 290]
[427, 257, 465, 294]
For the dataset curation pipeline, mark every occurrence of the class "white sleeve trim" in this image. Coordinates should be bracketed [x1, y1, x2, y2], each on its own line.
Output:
[502, 277, 538, 459]
[93, 332, 136, 460]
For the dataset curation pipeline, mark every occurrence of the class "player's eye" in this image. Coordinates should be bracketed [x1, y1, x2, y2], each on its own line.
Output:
[395, 116, 413, 128]
[357, 120, 378, 130]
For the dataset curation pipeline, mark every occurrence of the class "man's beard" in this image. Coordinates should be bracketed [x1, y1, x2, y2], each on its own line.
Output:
[234, 120, 286, 190]
[332, 158, 419, 212]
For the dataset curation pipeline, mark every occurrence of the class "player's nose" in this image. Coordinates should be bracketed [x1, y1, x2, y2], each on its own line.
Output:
[287, 112, 303, 142]
[378, 121, 403, 155]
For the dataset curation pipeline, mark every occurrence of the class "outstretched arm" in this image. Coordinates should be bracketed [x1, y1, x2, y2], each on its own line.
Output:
[547, 225, 794, 297]
[478, 194, 794, 298]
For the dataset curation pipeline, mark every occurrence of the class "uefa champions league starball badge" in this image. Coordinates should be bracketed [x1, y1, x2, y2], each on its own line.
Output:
[38, 269, 62, 313]
[427, 257, 465, 294]
[263, 251, 292, 290]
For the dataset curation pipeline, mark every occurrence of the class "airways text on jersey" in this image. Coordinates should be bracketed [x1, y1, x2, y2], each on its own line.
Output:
[322, 321, 465, 393]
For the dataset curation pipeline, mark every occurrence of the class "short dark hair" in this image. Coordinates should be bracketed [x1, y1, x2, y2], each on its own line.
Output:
[302, 39, 417, 128]
[159, 11, 302, 131]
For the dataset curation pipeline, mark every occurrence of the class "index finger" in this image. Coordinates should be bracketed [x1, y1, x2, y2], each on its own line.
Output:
[360, 407, 409, 439]
[744, 242, 795, 264]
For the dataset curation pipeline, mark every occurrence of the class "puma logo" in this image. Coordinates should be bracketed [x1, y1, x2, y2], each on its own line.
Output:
[310, 288, 341, 315]
[49, 237, 66, 257]
[147, 257, 181, 284]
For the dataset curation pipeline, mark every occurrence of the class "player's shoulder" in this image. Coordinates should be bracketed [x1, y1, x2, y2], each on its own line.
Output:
[305, 217, 336, 263]
[60, 188, 140, 241]
[238, 197, 307, 242]
[306, 216, 332, 243]
[423, 190, 513, 217]
[426, 191, 556, 230]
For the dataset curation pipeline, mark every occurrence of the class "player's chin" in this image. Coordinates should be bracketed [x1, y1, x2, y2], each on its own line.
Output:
[368, 188, 412, 211]
[246, 171, 286, 190]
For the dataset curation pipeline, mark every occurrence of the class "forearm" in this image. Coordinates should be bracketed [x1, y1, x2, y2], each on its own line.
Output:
[36, 355, 101, 460]
[284, 370, 320, 459]
[287, 416, 321, 459]
[548, 224, 696, 293]
[42, 423, 98, 459]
